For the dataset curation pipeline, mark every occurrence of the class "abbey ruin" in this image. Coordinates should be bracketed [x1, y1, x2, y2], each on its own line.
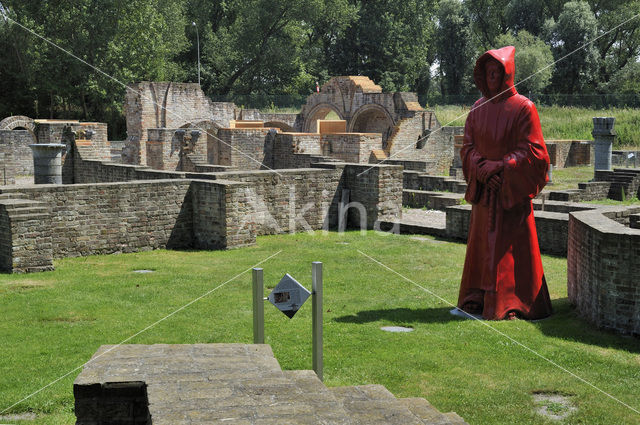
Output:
[0, 76, 639, 336]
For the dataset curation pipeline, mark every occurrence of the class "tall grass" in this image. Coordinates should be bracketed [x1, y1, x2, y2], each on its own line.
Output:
[433, 105, 640, 148]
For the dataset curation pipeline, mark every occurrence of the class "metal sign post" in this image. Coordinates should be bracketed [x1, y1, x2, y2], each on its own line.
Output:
[251, 262, 324, 381]
[312, 262, 323, 381]
[252, 268, 264, 344]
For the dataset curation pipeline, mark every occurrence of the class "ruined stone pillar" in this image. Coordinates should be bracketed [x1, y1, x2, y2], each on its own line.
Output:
[592, 117, 616, 171]
[29, 144, 66, 184]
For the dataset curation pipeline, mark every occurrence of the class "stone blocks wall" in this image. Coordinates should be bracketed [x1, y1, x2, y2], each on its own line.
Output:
[0, 129, 36, 184]
[216, 128, 273, 170]
[568, 207, 640, 336]
[445, 204, 569, 256]
[546, 140, 592, 168]
[342, 164, 403, 228]
[1, 153, 403, 272]
[0, 180, 194, 260]
[146, 129, 180, 171]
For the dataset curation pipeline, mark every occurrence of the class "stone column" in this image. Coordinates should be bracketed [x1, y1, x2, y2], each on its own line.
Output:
[29, 144, 66, 184]
[592, 117, 616, 171]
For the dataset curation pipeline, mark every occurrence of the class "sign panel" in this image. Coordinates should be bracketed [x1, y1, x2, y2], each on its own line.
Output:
[268, 273, 311, 318]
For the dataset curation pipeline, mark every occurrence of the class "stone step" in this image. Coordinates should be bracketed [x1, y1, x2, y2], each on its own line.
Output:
[0, 199, 48, 216]
[283, 370, 353, 424]
[399, 397, 468, 425]
[330, 385, 425, 425]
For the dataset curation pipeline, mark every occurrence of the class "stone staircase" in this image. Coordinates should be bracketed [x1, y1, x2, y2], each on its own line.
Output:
[74, 344, 469, 425]
[0, 191, 53, 273]
[0, 192, 48, 220]
[596, 168, 640, 200]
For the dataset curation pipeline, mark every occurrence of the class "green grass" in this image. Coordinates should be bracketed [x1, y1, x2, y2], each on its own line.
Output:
[434, 105, 640, 148]
[547, 165, 594, 190]
[1, 231, 640, 424]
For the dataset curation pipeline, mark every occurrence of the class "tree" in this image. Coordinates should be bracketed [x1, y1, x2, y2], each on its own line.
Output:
[504, 0, 549, 35]
[495, 31, 554, 94]
[0, 0, 187, 138]
[546, 1, 599, 94]
[327, 0, 436, 93]
[590, 0, 640, 88]
[435, 0, 476, 96]
[464, 0, 511, 49]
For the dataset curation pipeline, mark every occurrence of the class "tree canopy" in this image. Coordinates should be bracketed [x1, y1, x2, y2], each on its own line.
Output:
[0, 0, 638, 137]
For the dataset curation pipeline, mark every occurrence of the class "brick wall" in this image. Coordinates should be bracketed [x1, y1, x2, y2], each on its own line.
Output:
[546, 140, 592, 168]
[568, 207, 640, 335]
[0, 147, 404, 272]
[146, 129, 180, 171]
[321, 133, 382, 163]
[0, 180, 194, 261]
[0, 129, 36, 184]
[342, 164, 403, 228]
[216, 128, 273, 170]
[445, 204, 570, 256]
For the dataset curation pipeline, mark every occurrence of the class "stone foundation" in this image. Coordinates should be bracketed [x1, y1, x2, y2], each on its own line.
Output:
[568, 207, 640, 336]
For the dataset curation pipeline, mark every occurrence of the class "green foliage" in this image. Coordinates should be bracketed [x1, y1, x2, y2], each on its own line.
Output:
[545, 1, 599, 94]
[329, 0, 435, 93]
[504, 0, 550, 35]
[494, 31, 554, 94]
[435, 0, 476, 96]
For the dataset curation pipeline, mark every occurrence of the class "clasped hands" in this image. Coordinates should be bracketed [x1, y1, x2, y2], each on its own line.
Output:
[477, 159, 503, 191]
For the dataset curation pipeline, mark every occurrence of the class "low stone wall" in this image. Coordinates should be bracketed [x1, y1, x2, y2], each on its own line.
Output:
[403, 171, 467, 193]
[403, 190, 462, 210]
[0, 180, 194, 261]
[612, 150, 640, 168]
[1, 150, 403, 272]
[320, 133, 382, 163]
[0, 129, 36, 184]
[568, 207, 640, 336]
[445, 204, 569, 256]
[546, 140, 592, 168]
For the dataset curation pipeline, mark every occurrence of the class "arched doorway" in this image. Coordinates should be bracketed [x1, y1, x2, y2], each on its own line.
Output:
[349, 105, 395, 149]
[303, 104, 343, 133]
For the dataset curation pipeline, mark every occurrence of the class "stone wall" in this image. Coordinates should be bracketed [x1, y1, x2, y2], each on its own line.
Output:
[123, 82, 234, 165]
[0, 129, 36, 184]
[568, 207, 640, 335]
[146, 128, 180, 171]
[342, 163, 403, 228]
[445, 204, 570, 256]
[546, 140, 592, 168]
[215, 128, 273, 170]
[0, 180, 194, 260]
[1, 148, 403, 272]
[320, 133, 382, 163]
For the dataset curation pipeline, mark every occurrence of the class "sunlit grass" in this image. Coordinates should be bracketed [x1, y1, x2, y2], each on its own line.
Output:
[1, 231, 639, 424]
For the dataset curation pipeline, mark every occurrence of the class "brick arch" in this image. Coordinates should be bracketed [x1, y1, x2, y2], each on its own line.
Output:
[302, 103, 343, 133]
[0, 115, 36, 132]
[349, 104, 395, 148]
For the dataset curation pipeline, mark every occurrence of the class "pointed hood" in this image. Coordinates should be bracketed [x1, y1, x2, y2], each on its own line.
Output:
[473, 46, 517, 102]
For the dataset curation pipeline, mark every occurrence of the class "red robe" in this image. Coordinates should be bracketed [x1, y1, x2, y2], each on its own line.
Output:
[457, 46, 553, 320]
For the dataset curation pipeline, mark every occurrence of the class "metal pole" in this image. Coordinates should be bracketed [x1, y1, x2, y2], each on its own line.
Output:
[312, 261, 323, 381]
[192, 22, 201, 86]
[252, 268, 264, 344]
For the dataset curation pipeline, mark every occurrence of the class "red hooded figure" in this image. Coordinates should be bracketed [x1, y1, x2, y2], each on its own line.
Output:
[457, 46, 553, 320]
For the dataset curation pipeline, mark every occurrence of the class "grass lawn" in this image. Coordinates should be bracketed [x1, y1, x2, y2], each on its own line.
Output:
[1, 231, 640, 424]
[433, 105, 640, 148]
